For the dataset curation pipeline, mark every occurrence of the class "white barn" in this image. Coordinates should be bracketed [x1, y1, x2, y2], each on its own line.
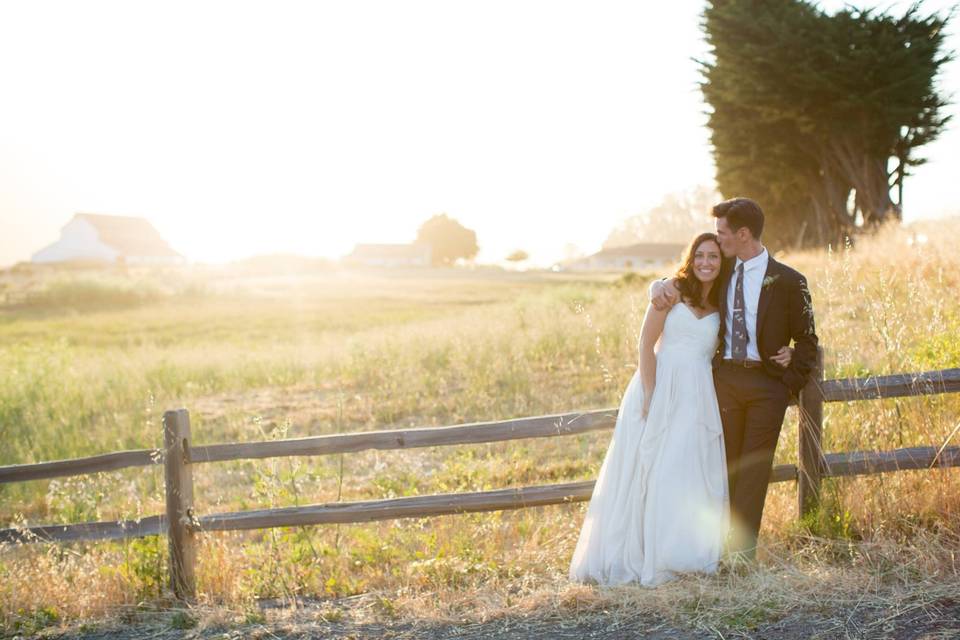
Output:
[343, 243, 432, 267]
[562, 242, 686, 272]
[31, 213, 184, 266]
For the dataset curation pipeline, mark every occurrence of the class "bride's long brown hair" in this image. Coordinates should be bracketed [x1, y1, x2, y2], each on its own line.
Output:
[674, 232, 724, 309]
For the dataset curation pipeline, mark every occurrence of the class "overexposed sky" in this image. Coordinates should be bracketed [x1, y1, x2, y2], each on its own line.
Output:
[1, 0, 957, 267]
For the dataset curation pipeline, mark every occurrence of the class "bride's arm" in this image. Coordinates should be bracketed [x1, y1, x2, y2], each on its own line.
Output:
[648, 276, 680, 311]
[638, 300, 669, 417]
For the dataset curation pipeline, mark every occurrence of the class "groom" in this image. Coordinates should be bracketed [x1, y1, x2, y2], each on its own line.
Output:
[651, 197, 819, 560]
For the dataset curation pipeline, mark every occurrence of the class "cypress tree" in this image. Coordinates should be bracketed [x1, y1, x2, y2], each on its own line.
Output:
[700, 1, 952, 247]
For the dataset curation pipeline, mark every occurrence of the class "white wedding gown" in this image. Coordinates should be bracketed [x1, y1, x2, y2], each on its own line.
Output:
[569, 303, 729, 586]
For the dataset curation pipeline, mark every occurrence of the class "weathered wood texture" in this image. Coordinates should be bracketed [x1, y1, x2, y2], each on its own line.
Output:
[821, 368, 960, 402]
[163, 409, 196, 600]
[798, 348, 825, 516]
[0, 449, 160, 484]
[189, 409, 617, 464]
[823, 446, 960, 476]
[0, 516, 163, 544]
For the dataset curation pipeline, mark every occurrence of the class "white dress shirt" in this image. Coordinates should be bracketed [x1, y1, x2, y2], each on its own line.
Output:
[724, 247, 769, 360]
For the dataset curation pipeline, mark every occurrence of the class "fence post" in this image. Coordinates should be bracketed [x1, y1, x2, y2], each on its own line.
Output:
[163, 408, 196, 600]
[798, 347, 825, 518]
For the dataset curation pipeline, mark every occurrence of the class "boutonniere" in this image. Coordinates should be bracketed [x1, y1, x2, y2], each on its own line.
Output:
[762, 274, 780, 289]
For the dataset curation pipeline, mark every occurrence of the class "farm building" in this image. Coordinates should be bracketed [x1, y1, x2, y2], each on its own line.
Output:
[343, 243, 432, 267]
[562, 242, 686, 272]
[31, 213, 184, 266]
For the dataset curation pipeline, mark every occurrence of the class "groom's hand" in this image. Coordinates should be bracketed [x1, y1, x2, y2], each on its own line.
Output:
[649, 278, 679, 311]
[770, 346, 793, 368]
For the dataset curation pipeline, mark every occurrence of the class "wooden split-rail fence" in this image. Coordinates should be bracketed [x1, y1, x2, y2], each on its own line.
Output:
[1, 351, 959, 599]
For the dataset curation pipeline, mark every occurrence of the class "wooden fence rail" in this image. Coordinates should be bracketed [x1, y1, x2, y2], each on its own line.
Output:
[5, 443, 960, 547]
[4, 366, 958, 486]
[0, 410, 618, 485]
[1, 362, 959, 600]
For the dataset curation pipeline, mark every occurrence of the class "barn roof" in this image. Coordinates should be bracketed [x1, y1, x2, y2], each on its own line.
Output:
[74, 213, 181, 257]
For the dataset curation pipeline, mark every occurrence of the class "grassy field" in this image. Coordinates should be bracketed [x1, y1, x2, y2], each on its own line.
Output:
[1, 221, 959, 636]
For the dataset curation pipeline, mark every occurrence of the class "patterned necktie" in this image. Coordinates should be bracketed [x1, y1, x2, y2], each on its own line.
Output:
[731, 262, 748, 360]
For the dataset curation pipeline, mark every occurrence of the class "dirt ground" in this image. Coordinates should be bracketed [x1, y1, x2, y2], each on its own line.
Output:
[38, 595, 960, 640]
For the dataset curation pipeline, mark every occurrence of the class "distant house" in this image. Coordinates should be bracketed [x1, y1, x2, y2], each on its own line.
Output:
[31, 213, 184, 266]
[562, 242, 686, 272]
[343, 243, 432, 267]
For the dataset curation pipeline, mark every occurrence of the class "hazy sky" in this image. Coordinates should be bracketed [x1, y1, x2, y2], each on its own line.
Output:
[1, 0, 957, 267]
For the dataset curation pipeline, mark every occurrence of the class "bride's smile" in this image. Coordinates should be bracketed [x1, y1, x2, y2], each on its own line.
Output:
[696, 264, 719, 280]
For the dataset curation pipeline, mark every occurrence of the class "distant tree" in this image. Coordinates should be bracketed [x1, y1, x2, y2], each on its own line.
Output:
[505, 250, 529, 263]
[604, 186, 720, 248]
[415, 214, 479, 266]
[701, 1, 952, 247]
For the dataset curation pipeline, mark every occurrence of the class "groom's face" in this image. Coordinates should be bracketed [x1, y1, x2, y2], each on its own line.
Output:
[714, 217, 738, 258]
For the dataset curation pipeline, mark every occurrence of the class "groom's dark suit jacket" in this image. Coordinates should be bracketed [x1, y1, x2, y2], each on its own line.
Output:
[711, 256, 819, 395]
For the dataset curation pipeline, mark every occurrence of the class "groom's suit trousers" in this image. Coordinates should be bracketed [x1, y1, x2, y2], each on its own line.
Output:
[714, 363, 791, 559]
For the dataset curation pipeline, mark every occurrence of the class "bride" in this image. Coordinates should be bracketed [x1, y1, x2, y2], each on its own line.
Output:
[568, 232, 790, 586]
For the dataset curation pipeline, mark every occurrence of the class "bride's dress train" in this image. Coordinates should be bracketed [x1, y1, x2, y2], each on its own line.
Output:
[569, 303, 728, 586]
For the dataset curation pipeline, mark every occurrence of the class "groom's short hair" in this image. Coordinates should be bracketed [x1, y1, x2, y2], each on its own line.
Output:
[712, 197, 764, 239]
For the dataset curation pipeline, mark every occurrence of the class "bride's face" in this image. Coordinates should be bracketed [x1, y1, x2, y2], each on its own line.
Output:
[693, 240, 722, 283]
